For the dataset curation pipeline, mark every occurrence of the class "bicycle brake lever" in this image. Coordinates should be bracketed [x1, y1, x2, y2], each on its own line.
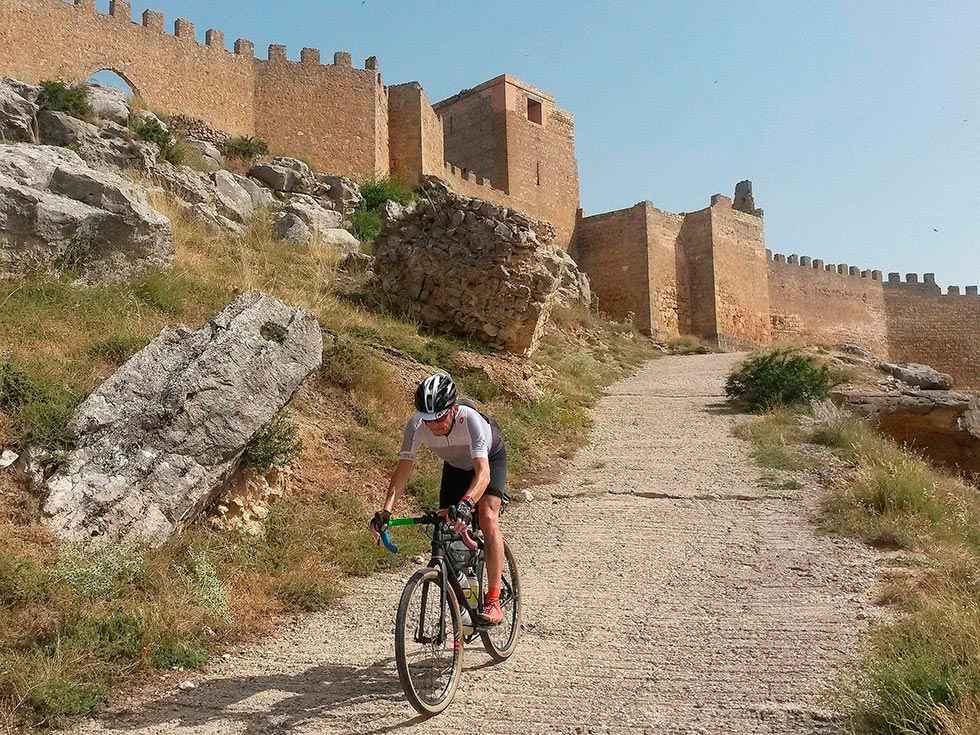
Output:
[380, 528, 398, 554]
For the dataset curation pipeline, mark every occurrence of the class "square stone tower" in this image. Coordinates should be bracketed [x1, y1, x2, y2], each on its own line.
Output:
[433, 75, 580, 246]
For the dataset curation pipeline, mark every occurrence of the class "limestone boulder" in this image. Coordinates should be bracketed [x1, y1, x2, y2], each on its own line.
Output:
[0, 78, 38, 143]
[234, 173, 275, 210]
[282, 195, 343, 232]
[272, 212, 310, 243]
[373, 176, 569, 355]
[879, 362, 954, 390]
[318, 228, 360, 253]
[186, 138, 225, 171]
[249, 157, 316, 194]
[39, 292, 322, 545]
[87, 84, 130, 126]
[211, 169, 254, 223]
[316, 173, 363, 214]
[0, 144, 173, 282]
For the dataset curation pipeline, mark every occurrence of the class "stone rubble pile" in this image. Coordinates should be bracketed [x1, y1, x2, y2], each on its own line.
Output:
[37, 292, 322, 545]
[372, 176, 590, 354]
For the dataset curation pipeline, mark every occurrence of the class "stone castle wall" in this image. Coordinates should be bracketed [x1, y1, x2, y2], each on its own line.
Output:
[767, 252, 889, 356]
[0, 0, 385, 178]
[883, 278, 979, 388]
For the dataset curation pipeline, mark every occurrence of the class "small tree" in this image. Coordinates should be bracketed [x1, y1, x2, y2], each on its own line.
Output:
[38, 80, 93, 120]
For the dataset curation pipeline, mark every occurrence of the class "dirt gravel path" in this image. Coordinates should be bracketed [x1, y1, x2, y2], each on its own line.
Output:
[72, 353, 881, 735]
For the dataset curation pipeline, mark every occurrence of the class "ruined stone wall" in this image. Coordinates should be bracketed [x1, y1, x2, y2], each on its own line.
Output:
[574, 204, 652, 332]
[706, 201, 771, 349]
[883, 277, 980, 388]
[388, 83, 444, 186]
[253, 52, 386, 178]
[767, 252, 889, 356]
[0, 0, 255, 134]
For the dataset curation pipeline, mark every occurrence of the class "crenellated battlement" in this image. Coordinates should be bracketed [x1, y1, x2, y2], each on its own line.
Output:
[766, 250, 883, 281]
[442, 162, 508, 197]
[66, 0, 380, 69]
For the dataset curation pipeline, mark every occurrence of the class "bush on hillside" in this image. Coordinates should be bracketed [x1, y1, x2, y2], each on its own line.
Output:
[359, 176, 414, 211]
[38, 80, 93, 120]
[350, 209, 382, 242]
[725, 348, 832, 411]
[241, 414, 302, 471]
[129, 116, 188, 166]
[221, 135, 269, 160]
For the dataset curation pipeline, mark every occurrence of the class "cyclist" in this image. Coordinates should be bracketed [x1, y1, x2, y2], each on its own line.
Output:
[370, 372, 507, 625]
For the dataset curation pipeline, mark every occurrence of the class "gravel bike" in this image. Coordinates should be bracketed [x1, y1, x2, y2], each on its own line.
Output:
[379, 508, 522, 715]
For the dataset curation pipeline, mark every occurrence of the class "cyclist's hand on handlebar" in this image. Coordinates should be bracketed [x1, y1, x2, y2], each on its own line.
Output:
[449, 497, 475, 526]
[369, 509, 391, 543]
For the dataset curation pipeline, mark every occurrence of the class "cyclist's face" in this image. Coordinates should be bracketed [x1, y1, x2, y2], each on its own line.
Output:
[422, 408, 454, 435]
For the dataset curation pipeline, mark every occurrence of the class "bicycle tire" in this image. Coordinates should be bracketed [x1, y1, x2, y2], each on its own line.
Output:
[480, 542, 522, 662]
[394, 567, 465, 715]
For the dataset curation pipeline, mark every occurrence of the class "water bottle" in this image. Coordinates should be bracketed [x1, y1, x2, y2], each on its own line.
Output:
[456, 570, 473, 633]
[465, 571, 479, 607]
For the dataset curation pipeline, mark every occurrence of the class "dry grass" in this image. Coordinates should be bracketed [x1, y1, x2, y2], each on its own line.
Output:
[0, 195, 659, 729]
[733, 398, 980, 734]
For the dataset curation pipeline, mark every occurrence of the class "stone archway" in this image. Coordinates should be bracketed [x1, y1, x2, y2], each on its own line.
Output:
[85, 67, 143, 102]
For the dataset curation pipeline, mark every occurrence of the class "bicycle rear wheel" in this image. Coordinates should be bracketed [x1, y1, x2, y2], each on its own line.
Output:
[480, 541, 522, 661]
[394, 567, 464, 715]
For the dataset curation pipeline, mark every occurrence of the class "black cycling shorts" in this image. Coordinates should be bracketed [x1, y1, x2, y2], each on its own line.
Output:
[439, 444, 507, 508]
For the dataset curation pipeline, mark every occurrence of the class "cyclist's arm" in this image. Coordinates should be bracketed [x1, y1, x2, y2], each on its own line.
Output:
[383, 458, 414, 513]
[463, 456, 490, 504]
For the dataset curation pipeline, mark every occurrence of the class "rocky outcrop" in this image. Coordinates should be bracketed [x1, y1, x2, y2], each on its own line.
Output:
[0, 144, 173, 281]
[552, 247, 592, 308]
[186, 138, 225, 171]
[372, 176, 590, 354]
[316, 173, 363, 214]
[0, 78, 38, 143]
[87, 84, 130, 126]
[40, 292, 322, 545]
[835, 386, 980, 476]
[879, 362, 954, 391]
[37, 110, 157, 171]
[249, 157, 317, 195]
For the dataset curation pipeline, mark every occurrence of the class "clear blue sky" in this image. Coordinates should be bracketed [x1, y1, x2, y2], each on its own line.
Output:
[94, 0, 979, 288]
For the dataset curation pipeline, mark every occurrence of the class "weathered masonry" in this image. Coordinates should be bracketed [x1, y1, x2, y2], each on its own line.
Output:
[0, 0, 580, 245]
[575, 185, 979, 387]
[2, 0, 975, 385]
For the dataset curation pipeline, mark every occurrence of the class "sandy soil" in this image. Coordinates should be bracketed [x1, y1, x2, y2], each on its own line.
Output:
[70, 353, 881, 735]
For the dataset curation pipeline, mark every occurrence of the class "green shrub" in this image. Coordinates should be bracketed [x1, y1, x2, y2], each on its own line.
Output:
[359, 177, 414, 211]
[0, 357, 42, 411]
[242, 414, 302, 471]
[351, 208, 382, 241]
[221, 135, 269, 159]
[0, 553, 56, 608]
[38, 80, 93, 120]
[27, 677, 105, 721]
[186, 552, 229, 617]
[725, 349, 832, 411]
[150, 638, 208, 669]
[130, 116, 186, 165]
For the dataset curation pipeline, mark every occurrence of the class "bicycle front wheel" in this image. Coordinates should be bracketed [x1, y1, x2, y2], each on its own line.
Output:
[394, 567, 464, 715]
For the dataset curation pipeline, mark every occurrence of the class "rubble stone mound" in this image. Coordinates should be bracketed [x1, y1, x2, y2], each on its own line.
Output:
[0, 144, 173, 282]
[0, 77, 39, 143]
[372, 176, 590, 355]
[40, 292, 323, 545]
